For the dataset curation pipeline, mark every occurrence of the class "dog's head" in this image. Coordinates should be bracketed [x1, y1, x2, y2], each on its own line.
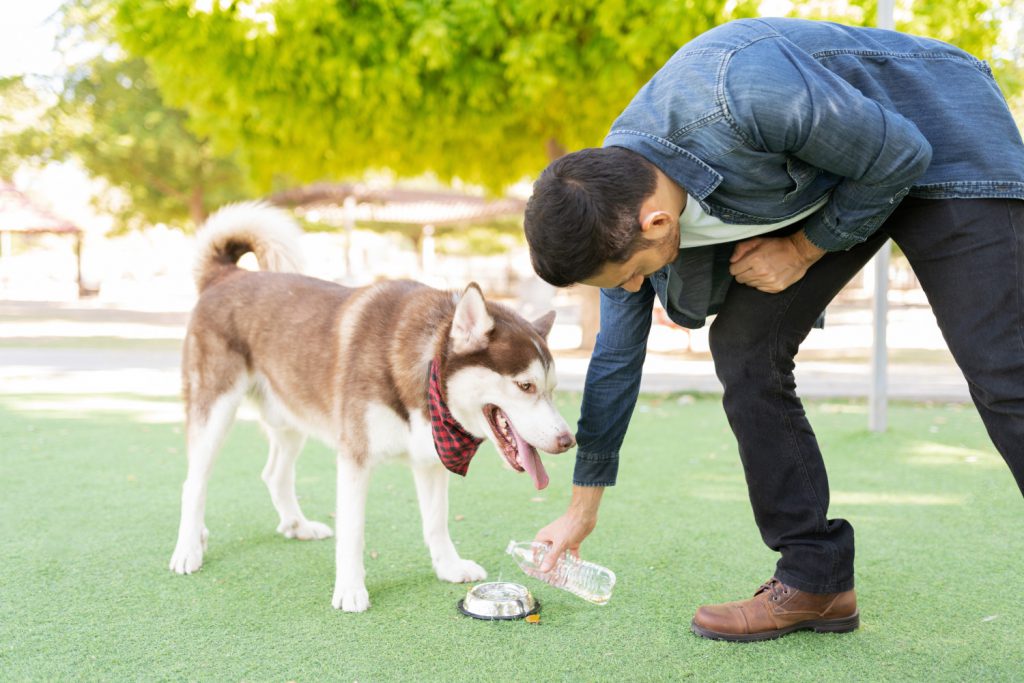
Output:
[442, 283, 575, 489]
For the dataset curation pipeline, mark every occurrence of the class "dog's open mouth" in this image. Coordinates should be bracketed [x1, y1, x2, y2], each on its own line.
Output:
[484, 404, 549, 490]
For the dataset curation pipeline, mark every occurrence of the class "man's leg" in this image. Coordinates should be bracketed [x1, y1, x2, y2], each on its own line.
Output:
[708, 228, 888, 594]
[887, 198, 1024, 494]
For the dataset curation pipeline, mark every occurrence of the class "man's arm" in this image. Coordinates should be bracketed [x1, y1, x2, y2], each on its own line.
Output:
[533, 281, 654, 566]
[729, 35, 933, 252]
[721, 34, 932, 293]
[572, 282, 655, 486]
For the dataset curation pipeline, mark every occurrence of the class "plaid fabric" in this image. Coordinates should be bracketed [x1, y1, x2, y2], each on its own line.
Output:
[428, 357, 484, 476]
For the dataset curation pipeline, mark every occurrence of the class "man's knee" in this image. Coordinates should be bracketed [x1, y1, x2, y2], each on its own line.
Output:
[709, 314, 766, 387]
[709, 310, 802, 390]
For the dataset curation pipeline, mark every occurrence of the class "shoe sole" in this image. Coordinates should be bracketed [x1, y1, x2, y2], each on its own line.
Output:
[689, 611, 860, 643]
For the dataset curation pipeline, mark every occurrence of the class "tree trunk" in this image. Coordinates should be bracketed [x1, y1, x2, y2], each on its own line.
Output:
[545, 137, 567, 161]
[189, 185, 206, 227]
[577, 285, 601, 351]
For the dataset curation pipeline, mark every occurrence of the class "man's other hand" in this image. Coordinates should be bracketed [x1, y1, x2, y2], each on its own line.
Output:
[729, 230, 826, 293]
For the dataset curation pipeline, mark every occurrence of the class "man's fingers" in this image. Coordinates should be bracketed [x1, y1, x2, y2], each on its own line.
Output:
[729, 261, 751, 278]
[540, 542, 564, 572]
[730, 238, 762, 263]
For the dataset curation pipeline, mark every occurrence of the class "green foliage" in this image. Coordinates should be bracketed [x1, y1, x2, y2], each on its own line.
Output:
[111, 0, 759, 191]
[0, 1, 251, 231]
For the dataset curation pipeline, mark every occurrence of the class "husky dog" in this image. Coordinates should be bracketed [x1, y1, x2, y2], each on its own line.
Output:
[169, 203, 574, 611]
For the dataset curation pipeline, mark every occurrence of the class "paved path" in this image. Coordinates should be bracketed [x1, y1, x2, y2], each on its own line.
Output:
[0, 299, 969, 401]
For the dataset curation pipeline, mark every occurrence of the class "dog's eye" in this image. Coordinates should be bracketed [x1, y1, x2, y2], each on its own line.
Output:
[516, 381, 535, 393]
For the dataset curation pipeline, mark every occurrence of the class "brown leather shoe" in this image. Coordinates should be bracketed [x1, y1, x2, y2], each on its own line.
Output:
[690, 577, 859, 642]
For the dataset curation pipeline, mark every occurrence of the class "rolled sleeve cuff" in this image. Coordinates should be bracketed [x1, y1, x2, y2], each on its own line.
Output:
[573, 449, 619, 487]
[802, 185, 910, 252]
[801, 211, 862, 252]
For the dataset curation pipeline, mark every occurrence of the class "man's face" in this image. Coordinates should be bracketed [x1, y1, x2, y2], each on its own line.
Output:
[581, 220, 679, 293]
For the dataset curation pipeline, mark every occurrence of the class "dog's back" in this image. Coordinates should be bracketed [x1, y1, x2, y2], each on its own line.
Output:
[183, 203, 460, 448]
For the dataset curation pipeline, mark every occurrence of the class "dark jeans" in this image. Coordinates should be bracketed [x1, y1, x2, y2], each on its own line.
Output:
[708, 197, 1024, 594]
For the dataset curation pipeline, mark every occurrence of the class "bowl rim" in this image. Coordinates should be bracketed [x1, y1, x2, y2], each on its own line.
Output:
[458, 582, 541, 621]
[457, 597, 541, 621]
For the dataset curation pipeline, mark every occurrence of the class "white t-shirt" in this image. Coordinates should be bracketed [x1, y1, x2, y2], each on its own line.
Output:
[678, 194, 829, 248]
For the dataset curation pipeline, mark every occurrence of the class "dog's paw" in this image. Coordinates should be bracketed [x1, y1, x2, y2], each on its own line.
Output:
[435, 558, 487, 584]
[332, 584, 371, 612]
[169, 528, 209, 574]
[277, 518, 334, 541]
[169, 543, 204, 574]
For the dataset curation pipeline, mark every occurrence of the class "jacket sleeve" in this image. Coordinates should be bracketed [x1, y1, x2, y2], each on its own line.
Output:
[573, 281, 654, 487]
[725, 35, 933, 251]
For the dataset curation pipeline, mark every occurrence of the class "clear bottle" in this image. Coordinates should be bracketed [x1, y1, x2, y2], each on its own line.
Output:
[505, 540, 616, 605]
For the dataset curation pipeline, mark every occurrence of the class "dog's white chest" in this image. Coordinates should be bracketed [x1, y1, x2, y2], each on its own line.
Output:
[363, 402, 438, 466]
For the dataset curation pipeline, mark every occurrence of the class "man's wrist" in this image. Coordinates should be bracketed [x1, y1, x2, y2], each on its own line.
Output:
[569, 484, 604, 521]
[791, 229, 827, 265]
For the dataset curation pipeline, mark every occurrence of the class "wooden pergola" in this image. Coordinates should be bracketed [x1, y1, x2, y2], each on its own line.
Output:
[270, 182, 527, 275]
[0, 181, 87, 296]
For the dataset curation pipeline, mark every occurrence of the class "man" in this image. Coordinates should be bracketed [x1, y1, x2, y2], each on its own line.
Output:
[523, 17, 1024, 642]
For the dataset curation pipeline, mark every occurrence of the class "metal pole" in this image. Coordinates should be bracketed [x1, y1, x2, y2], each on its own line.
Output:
[869, 247, 889, 432]
[869, 0, 895, 432]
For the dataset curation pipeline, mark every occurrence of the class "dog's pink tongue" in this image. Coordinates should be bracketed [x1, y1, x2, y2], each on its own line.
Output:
[514, 432, 548, 490]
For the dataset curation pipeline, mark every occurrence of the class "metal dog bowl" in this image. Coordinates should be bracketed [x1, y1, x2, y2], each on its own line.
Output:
[458, 582, 540, 620]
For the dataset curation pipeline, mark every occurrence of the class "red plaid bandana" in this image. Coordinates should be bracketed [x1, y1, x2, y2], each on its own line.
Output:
[428, 357, 484, 476]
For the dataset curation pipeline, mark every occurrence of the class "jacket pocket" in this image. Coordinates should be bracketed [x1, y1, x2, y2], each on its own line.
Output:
[784, 157, 820, 202]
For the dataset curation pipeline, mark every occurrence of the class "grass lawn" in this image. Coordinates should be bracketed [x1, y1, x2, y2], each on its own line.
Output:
[1, 390, 1021, 682]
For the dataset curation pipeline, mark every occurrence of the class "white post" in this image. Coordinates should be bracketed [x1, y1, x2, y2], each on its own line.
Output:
[869, 0, 895, 433]
[343, 195, 356, 280]
[421, 224, 436, 277]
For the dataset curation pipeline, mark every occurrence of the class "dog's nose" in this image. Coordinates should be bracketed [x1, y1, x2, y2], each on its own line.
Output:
[557, 432, 576, 450]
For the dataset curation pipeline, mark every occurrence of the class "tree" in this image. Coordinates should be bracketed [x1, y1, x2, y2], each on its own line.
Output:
[111, 0, 763, 191]
[0, 2, 252, 230]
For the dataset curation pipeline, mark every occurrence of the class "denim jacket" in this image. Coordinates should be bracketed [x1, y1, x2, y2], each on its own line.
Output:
[574, 18, 1024, 487]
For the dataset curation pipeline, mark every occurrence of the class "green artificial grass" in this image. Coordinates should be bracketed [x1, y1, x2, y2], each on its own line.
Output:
[1, 390, 1022, 682]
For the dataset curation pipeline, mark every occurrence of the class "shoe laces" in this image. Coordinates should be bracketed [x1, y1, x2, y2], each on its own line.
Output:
[756, 577, 791, 602]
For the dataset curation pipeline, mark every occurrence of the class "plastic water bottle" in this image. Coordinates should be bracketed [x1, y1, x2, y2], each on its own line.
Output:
[505, 540, 616, 605]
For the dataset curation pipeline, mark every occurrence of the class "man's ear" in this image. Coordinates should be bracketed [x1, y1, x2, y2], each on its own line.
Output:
[532, 310, 556, 339]
[640, 209, 673, 239]
[450, 282, 494, 354]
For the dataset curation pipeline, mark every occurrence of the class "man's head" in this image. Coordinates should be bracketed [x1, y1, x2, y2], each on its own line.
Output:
[524, 146, 683, 291]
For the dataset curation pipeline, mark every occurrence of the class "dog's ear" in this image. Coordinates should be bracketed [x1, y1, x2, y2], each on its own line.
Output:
[532, 310, 556, 339]
[451, 283, 494, 354]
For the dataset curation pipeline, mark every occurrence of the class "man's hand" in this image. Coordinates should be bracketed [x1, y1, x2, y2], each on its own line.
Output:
[534, 486, 604, 572]
[729, 230, 827, 293]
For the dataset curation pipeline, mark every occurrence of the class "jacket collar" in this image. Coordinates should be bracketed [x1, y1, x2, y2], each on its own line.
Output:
[604, 130, 723, 200]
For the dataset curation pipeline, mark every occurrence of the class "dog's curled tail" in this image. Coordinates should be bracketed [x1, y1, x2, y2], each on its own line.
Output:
[193, 202, 306, 292]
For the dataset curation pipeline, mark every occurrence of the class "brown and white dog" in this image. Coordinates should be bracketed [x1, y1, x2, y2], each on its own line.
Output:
[169, 203, 574, 611]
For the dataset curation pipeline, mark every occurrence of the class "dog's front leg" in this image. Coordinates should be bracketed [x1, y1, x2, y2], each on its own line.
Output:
[411, 463, 487, 584]
[331, 454, 371, 612]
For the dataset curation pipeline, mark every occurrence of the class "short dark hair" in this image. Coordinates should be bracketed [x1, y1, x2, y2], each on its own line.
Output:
[524, 146, 658, 287]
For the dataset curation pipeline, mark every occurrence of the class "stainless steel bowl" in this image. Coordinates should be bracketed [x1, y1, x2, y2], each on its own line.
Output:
[458, 582, 539, 620]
